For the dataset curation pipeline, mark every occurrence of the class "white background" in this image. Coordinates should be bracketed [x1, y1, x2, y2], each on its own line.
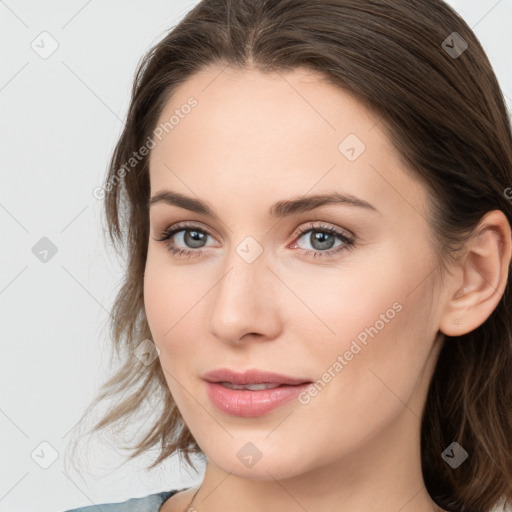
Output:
[1, 1, 511, 511]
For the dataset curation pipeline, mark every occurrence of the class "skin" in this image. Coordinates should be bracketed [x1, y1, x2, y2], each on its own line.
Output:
[144, 63, 512, 512]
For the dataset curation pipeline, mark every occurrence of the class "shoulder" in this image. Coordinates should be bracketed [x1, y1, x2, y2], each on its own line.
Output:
[62, 489, 181, 512]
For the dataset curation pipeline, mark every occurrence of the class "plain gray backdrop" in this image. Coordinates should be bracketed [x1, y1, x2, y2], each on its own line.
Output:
[1, 1, 511, 511]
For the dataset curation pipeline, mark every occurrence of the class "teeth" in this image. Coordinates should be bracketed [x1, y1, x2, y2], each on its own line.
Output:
[220, 382, 282, 390]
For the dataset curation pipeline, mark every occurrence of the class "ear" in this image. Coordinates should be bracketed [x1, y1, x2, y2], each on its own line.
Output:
[439, 210, 512, 337]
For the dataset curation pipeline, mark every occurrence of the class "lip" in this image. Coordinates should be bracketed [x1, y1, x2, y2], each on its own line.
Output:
[202, 368, 313, 417]
[202, 368, 312, 386]
[204, 381, 312, 417]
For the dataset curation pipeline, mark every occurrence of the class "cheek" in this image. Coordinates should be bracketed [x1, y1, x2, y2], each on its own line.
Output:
[278, 256, 436, 466]
[143, 245, 195, 339]
[143, 266, 177, 381]
[143, 257, 201, 406]
[143, 249, 214, 378]
[143, 258, 170, 342]
[291, 244, 436, 407]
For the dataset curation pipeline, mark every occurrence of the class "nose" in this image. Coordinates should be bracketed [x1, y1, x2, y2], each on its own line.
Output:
[208, 248, 282, 345]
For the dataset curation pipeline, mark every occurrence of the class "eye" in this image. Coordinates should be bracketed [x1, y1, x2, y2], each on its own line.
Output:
[291, 222, 356, 259]
[153, 222, 215, 258]
[153, 221, 356, 259]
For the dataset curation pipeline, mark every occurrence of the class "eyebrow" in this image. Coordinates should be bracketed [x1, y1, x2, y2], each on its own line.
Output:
[149, 190, 380, 217]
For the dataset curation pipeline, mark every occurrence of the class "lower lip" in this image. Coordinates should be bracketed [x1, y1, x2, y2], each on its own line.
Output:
[204, 381, 311, 417]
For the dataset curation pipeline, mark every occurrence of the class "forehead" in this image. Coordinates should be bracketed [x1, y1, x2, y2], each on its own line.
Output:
[151, 65, 378, 162]
[148, 64, 429, 221]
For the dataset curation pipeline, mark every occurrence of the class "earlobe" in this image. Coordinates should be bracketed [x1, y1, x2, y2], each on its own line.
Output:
[439, 210, 512, 337]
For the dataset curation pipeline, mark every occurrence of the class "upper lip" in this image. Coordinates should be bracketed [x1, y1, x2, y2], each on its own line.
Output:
[202, 368, 312, 386]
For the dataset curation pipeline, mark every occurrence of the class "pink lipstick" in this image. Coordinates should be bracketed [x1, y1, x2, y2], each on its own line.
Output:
[202, 368, 312, 417]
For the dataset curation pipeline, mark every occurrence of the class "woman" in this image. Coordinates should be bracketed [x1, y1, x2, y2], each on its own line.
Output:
[63, 0, 512, 511]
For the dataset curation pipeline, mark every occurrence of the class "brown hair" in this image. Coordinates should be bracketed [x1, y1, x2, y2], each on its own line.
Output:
[66, 1, 512, 510]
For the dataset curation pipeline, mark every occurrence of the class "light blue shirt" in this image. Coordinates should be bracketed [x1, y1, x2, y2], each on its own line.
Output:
[62, 488, 187, 512]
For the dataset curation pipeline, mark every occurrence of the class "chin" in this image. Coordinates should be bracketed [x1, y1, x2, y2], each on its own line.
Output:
[198, 435, 315, 480]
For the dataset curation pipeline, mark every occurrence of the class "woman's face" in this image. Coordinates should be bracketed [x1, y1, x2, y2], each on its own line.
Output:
[144, 64, 448, 480]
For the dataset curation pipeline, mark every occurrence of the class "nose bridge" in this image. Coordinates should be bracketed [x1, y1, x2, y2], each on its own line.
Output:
[208, 240, 280, 341]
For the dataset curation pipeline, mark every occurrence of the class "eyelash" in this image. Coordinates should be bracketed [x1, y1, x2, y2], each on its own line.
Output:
[154, 221, 356, 260]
